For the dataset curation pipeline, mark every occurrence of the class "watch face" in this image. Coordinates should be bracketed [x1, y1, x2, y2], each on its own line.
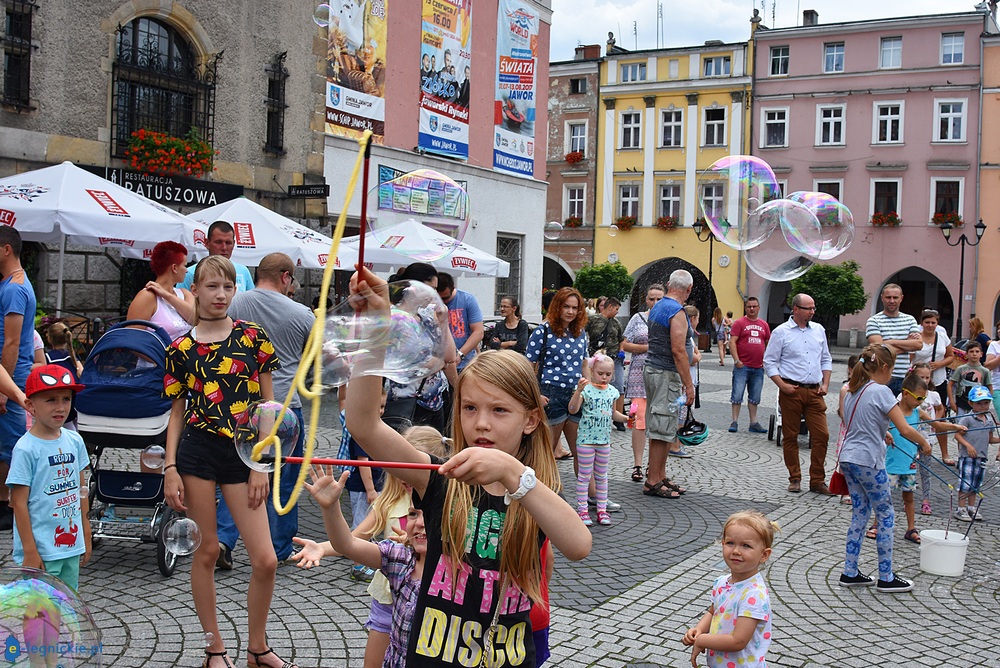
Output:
[523, 469, 536, 487]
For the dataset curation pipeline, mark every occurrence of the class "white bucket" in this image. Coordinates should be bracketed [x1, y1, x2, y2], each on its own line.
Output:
[919, 529, 970, 576]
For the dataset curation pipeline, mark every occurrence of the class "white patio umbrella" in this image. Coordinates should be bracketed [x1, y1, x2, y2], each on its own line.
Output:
[0, 161, 204, 312]
[336, 219, 510, 278]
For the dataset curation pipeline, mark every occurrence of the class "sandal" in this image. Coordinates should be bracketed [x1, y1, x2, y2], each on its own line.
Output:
[944, 458, 957, 466]
[247, 647, 298, 668]
[643, 481, 681, 499]
[631, 466, 643, 482]
[865, 525, 877, 540]
[661, 478, 687, 495]
[840, 496, 853, 505]
[204, 650, 235, 668]
[904, 528, 921, 544]
[921, 500, 932, 515]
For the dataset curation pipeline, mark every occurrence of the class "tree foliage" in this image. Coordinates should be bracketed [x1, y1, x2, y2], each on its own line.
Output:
[574, 262, 634, 301]
[790, 261, 869, 318]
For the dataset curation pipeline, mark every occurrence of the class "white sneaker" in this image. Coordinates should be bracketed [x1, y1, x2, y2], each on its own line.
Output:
[954, 508, 973, 522]
[969, 507, 985, 521]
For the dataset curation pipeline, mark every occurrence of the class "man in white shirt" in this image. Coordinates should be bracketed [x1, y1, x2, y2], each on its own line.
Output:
[763, 293, 833, 494]
[865, 283, 921, 395]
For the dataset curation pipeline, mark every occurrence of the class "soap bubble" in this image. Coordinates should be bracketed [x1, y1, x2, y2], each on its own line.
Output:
[757, 199, 823, 259]
[140, 444, 165, 470]
[697, 155, 780, 250]
[321, 280, 449, 389]
[313, 3, 331, 27]
[743, 225, 815, 283]
[234, 401, 302, 474]
[162, 517, 202, 556]
[368, 169, 470, 261]
[578, 248, 587, 257]
[204, 632, 216, 648]
[543, 221, 563, 240]
[0, 567, 102, 666]
[607, 226, 618, 238]
[786, 191, 855, 260]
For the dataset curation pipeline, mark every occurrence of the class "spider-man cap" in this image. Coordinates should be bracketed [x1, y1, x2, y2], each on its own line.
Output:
[25, 364, 85, 398]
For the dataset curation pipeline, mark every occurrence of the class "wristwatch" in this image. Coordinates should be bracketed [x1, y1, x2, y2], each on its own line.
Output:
[505, 466, 537, 505]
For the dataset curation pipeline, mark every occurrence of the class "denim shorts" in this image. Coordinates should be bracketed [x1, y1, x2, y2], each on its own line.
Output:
[364, 599, 392, 634]
[958, 456, 986, 493]
[0, 402, 27, 463]
[541, 383, 580, 426]
[176, 426, 250, 485]
[730, 366, 765, 405]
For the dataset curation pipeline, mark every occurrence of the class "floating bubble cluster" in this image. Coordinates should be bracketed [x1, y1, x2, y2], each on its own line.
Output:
[0, 567, 102, 666]
[235, 401, 303, 474]
[697, 156, 780, 251]
[369, 169, 470, 261]
[543, 221, 563, 240]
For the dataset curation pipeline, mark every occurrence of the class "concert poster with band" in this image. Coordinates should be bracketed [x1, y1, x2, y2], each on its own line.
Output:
[418, 0, 473, 160]
[325, 0, 389, 142]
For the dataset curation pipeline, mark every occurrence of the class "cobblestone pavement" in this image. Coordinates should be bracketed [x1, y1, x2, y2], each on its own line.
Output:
[3, 352, 1000, 666]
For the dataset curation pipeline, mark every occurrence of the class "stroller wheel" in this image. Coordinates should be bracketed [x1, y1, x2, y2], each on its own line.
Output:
[156, 507, 179, 577]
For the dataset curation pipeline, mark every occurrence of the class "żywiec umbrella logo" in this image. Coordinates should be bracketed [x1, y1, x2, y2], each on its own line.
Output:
[0, 209, 15, 226]
[451, 256, 476, 270]
[234, 222, 256, 248]
[86, 189, 130, 217]
[0, 183, 49, 202]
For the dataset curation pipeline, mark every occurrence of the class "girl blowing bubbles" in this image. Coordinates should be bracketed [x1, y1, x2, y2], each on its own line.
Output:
[344, 267, 592, 668]
[568, 353, 628, 526]
[683, 511, 776, 667]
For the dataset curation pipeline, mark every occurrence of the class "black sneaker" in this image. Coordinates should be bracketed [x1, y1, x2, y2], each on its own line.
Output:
[838, 572, 875, 587]
[215, 542, 233, 571]
[876, 575, 913, 593]
[0, 502, 12, 532]
[614, 421, 627, 432]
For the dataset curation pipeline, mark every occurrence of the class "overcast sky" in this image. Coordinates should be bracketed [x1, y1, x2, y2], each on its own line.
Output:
[549, 0, 983, 61]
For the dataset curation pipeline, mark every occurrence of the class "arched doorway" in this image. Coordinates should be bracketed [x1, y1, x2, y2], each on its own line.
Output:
[630, 257, 716, 325]
[542, 254, 574, 292]
[882, 267, 954, 336]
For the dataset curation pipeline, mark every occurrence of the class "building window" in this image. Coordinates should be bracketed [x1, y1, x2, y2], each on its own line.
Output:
[932, 179, 962, 217]
[762, 108, 788, 148]
[824, 42, 845, 73]
[934, 99, 966, 142]
[569, 77, 587, 94]
[620, 111, 641, 149]
[770, 46, 789, 76]
[816, 104, 845, 145]
[619, 184, 640, 218]
[621, 62, 646, 82]
[566, 185, 584, 220]
[701, 184, 724, 220]
[873, 102, 903, 144]
[660, 109, 683, 147]
[659, 184, 681, 219]
[880, 37, 902, 69]
[872, 180, 900, 216]
[703, 108, 726, 147]
[668, 59, 679, 78]
[567, 122, 587, 154]
[3, 0, 37, 110]
[703, 56, 731, 77]
[815, 180, 842, 201]
[495, 235, 522, 313]
[112, 17, 218, 158]
[941, 33, 964, 65]
[264, 52, 288, 155]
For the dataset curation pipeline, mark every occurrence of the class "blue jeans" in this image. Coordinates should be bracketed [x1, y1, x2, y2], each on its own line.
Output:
[842, 461, 896, 582]
[730, 366, 764, 406]
[217, 407, 305, 560]
[0, 401, 27, 463]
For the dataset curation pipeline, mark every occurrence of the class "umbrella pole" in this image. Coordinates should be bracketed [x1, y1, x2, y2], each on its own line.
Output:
[55, 235, 66, 316]
[357, 139, 373, 269]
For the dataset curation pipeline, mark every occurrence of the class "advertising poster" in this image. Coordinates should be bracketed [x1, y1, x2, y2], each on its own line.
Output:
[418, 0, 473, 159]
[325, 0, 389, 142]
[493, 0, 538, 177]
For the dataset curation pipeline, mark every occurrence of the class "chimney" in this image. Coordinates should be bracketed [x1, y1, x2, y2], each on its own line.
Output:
[575, 44, 602, 60]
[803, 9, 819, 26]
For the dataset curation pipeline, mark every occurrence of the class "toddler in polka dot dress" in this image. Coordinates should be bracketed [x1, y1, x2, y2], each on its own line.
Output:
[682, 510, 777, 667]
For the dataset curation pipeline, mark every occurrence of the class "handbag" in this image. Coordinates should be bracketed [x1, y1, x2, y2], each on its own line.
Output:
[830, 382, 871, 495]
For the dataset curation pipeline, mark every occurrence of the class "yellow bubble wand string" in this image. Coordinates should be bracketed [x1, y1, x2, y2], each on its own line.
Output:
[250, 130, 373, 514]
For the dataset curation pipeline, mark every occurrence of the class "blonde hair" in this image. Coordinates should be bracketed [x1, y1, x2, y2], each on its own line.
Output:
[723, 510, 780, 549]
[368, 426, 452, 539]
[44, 321, 80, 369]
[588, 352, 613, 372]
[191, 255, 237, 325]
[848, 343, 895, 393]
[444, 350, 556, 603]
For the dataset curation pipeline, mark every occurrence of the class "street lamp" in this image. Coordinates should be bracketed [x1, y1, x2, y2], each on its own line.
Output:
[691, 218, 715, 286]
[940, 218, 987, 339]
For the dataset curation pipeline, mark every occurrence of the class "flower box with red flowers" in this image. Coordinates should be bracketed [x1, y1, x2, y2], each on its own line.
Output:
[931, 212, 963, 227]
[870, 212, 902, 227]
[125, 128, 218, 178]
[564, 216, 583, 228]
[655, 216, 678, 230]
[565, 151, 584, 164]
[614, 215, 637, 231]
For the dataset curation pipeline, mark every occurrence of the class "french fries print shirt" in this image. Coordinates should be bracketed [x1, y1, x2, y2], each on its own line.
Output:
[163, 320, 280, 438]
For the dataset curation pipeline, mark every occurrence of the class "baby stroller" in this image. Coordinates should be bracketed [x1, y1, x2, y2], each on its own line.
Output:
[76, 320, 182, 576]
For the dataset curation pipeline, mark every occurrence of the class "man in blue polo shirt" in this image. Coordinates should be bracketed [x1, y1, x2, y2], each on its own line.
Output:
[437, 272, 483, 372]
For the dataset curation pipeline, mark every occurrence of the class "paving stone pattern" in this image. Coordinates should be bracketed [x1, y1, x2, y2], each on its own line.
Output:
[3, 355, 1000, 666]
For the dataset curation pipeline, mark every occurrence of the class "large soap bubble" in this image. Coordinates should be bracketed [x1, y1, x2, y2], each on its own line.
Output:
[312, 4, 331, 27]
[543, 221, 563, 240]
[697, 155, 780, 250]
[759, 199, 823, 259]
[322, 280, 449, 389]
[369, 169, 470, 261]
[235, 400, 302, 473]
[140, 444, 165, 470]
[162, 517, 202, 556]
[1, 567, 103, 666]
[786, 191, 855, 260]
[743, 225, 815, 282]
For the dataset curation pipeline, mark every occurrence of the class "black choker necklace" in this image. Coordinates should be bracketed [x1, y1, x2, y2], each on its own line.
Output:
[199, 315, 229, 322]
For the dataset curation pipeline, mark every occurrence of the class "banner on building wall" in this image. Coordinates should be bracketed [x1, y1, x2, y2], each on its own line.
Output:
[493, 0, 538, 178]
[418, 0, 473, 160]
[325, 0, 389, 142]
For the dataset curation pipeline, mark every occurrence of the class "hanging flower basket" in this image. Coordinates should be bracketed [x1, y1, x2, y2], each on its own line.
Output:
[870, 212, 902, 227]
[931, 212, 963, 227]
[564, 216, 583, 228]
[614, 215, 637, 231]
[655, 216, 678, 230]
[565, 151, 584, 164]
[125, 128, 218, 177]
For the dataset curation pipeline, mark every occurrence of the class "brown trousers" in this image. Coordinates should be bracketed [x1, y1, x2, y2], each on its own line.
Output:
[779, 385, 829, 487]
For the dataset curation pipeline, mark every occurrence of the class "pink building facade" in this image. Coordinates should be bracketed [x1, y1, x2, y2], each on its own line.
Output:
[752, 10, 997, 341]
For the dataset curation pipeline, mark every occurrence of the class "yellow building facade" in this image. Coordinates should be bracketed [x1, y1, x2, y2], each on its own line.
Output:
[977, 35, 1000, 326]
[594, 38, 753, 316]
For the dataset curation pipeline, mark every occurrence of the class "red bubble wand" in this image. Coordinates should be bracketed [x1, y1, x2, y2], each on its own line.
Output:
[259, 454, 440, 471]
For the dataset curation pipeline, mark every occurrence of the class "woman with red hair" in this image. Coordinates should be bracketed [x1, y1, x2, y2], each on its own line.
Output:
[126, 240, 195, 341]
[526, 287, 590, 460]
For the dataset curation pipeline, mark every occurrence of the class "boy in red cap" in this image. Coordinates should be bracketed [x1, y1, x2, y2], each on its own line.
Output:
[8, 364, 91, 591]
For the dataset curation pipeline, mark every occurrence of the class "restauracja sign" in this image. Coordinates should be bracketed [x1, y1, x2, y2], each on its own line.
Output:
[80, 165, 243, 208]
